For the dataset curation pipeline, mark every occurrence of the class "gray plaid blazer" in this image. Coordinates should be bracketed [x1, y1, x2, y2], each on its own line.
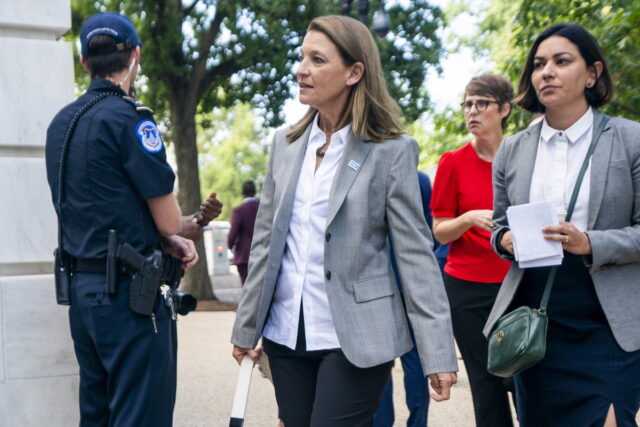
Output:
[485, 110, 640, 352]
[231, 124, 458, 375]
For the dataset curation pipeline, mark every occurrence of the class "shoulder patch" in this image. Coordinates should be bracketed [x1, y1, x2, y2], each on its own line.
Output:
[135, 120, 164, 153]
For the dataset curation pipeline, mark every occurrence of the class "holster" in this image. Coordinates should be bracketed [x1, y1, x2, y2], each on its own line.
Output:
[117, 243, 195, 317]
[54, 248, 71, 305]
[127, 249, 163, 316]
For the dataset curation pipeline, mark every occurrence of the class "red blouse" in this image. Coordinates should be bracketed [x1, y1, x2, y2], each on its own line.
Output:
[431, 142, 511, 283]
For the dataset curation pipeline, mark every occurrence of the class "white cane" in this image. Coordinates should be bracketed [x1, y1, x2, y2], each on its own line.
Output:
[229, 354, 255, 427]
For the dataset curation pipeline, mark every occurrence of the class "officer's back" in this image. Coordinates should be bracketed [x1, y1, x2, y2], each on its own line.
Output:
[44, 12, 195, 427]
[46, 81, 174, 259]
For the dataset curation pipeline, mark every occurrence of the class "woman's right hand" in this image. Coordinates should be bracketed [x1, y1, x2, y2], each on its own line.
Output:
[434, 209, 493, 243]
[232, 345, 262, 365]
[500, 230, 514, 254]
[462, 209, 493, 231]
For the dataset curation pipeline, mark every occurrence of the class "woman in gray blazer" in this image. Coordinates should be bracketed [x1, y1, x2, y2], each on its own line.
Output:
[486, 23, 640, 426]
[230, 15, 457, 427]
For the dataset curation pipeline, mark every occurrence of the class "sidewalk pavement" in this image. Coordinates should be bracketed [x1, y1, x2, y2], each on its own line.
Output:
[173, 311, 490, 427]
[176, 270, 639, 426]
[174, 270, 491, 426]
[209, 270, 243, 304]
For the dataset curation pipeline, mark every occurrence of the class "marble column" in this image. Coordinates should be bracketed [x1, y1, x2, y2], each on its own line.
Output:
[0, 1, 79, 425]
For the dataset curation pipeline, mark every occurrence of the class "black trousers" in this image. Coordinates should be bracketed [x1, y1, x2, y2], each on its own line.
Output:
[263, 309, 392, 427]
[444, 273, 514, 427]
[69, 273, 177, 427]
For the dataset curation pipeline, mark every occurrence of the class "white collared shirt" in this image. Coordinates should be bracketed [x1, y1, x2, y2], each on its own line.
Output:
[262, 116, 351, 350]
[529, 108, 594, 231]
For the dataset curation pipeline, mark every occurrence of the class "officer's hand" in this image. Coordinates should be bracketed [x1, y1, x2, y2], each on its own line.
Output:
[195, 192, 223, 226]
[161, 235, 199, 269]
[232, 345, 262, 365]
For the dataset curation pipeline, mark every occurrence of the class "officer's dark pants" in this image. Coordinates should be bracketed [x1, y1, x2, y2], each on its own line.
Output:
[69, 272, 177, 427]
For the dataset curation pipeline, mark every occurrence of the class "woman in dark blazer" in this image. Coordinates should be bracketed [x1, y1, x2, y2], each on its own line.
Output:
[486, 23, 640, 426]
[230, 15, 457, 427]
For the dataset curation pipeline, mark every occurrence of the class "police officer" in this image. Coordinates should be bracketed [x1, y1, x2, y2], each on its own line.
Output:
[45, 12, 200, 426]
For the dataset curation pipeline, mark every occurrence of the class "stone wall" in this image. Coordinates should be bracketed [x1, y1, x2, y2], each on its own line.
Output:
[0, 1, 79, 425]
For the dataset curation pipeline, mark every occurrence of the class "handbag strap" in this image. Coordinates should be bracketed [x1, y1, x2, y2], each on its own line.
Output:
[56, 92, 121, 256]
[538, 113, 610, 312]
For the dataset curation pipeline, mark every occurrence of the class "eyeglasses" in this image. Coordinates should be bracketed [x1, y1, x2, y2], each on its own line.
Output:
[460, 100, 500, 112]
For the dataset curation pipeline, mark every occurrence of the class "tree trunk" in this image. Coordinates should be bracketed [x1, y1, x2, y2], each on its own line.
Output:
[171, 100, 215, 300]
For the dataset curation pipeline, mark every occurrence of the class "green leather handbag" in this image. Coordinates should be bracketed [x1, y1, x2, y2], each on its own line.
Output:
[487, 114, 610, 378]
[487, 281, 552, 377]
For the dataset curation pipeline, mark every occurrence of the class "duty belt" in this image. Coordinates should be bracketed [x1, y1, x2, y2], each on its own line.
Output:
[74, 257, 120, 274]
[69, 246, 195, 318]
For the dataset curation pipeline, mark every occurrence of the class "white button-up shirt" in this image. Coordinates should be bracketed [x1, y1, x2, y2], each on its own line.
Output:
[529, 108, 594, 231]
[262, 117, 350, 351]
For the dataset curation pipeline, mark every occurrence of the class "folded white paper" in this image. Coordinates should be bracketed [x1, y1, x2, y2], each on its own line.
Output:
[507, 201, 563, 268]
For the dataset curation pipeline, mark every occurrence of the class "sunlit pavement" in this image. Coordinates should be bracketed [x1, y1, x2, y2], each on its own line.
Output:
[173, 309, 485, 426]
[175, 273, 637, 426]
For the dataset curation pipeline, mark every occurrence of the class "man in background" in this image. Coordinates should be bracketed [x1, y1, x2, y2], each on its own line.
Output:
[227, 180, 259, 285]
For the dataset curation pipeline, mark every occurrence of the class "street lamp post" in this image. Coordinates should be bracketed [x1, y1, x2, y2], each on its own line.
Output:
[372, 4, 391, 38]
[341, 0, 390, 37]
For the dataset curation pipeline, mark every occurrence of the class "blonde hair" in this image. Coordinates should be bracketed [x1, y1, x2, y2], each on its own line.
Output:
[287, 15, 404, 143]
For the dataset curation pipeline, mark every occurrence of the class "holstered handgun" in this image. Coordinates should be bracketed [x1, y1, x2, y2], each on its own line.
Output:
[118, 243, 163, 316]
[54, 248, 71, 305]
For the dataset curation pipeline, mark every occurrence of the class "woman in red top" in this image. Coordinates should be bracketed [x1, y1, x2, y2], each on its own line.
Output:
[431, 74, 514, 427]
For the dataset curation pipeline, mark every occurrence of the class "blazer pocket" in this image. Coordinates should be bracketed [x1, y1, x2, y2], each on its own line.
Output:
[352, 275, 395, 303]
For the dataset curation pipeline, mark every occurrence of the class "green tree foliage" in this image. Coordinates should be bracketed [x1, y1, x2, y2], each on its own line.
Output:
[408, 107, 467, 171]
[479, 0, 640, 124]
[423, 0, 640, 169]
[68, 0, 446, 298]
[373, 1, 446, 120]
[199, 104, 268, 222]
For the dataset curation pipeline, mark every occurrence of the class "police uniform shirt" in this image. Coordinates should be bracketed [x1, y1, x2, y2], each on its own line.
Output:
[45, 78, 175, 259]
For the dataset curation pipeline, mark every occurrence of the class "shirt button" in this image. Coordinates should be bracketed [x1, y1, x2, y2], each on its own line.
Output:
[325, 271, 331, 280]
[325, 232, 331, 242]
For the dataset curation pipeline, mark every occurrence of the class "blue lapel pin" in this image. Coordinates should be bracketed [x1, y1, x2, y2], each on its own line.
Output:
[348, 160, 360, 171]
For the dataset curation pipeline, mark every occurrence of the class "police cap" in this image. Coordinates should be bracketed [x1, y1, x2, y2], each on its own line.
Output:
[80, 12, 143, 57]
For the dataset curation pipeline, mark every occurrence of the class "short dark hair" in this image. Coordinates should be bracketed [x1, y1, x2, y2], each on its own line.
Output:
[85, 35, 133, 79]
[465, 74, 514, 128]
[242, 180, 256, 197]
[516, 23, 613, 113]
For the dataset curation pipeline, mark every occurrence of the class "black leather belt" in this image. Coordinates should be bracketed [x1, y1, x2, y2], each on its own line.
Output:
[74, 258, 107, 273]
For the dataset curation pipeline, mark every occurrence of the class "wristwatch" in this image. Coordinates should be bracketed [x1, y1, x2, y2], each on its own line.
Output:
[193, 210, 208, 227]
